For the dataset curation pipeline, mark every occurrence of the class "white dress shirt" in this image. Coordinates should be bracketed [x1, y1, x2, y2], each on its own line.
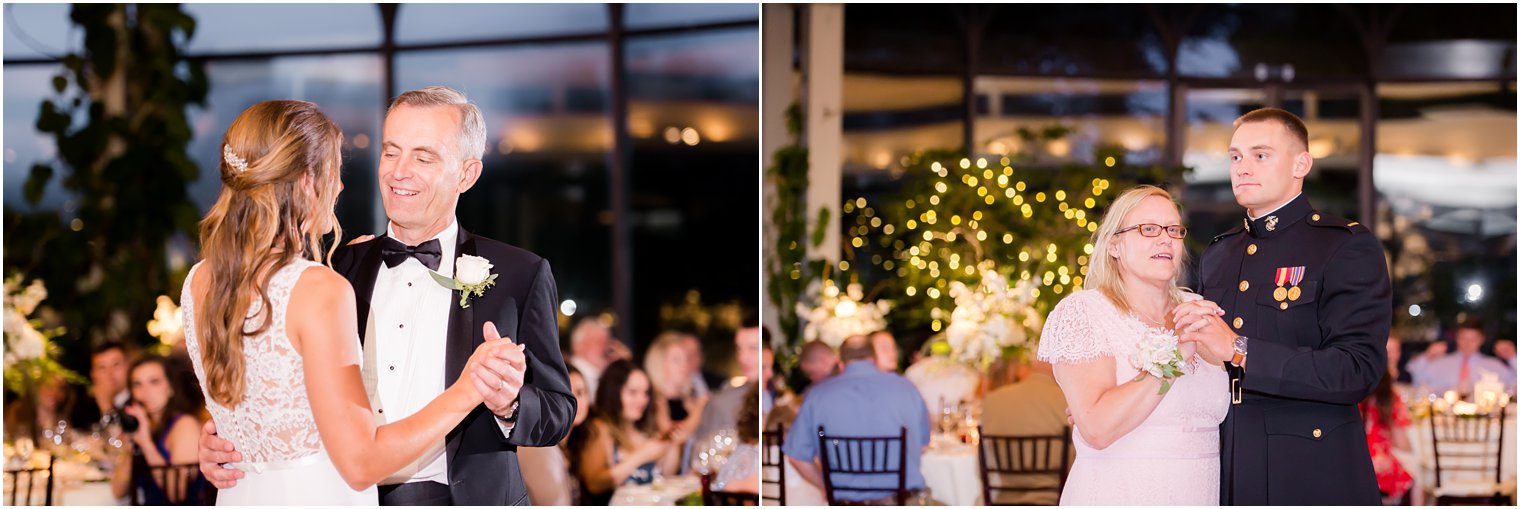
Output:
[362, 219, 458, 486]
[570, 356, 602, 396]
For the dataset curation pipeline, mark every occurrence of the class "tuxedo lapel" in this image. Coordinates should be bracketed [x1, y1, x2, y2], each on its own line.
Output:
[353, 238, 385, 347]
[445, 228, 477, 386]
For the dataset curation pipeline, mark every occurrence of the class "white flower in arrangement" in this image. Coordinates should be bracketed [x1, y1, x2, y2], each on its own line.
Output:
[943, 269, 1043, 369]
[1129, 329, 1186, 395]
[9, 324, 45, 361]
[796, 280, 890, 349]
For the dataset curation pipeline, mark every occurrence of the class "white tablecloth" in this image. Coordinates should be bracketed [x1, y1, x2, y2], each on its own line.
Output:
[610, 475, 701, 506]
[920, 437, 981, 506]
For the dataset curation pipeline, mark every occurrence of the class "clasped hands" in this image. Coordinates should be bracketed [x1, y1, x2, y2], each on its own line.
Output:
[1170, 300, 1236, 367]
[463, 321, 529, 418]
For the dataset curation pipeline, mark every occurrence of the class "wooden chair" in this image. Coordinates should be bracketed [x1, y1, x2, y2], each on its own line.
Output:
[701, 473, 760, 506]
[816, 426, 908, 505]
[977, 426, 1072, 505]
[130, 462, 214, 506]
[4, 455, 55, 506]
[761, 426, 786, 506]
[1429, 406, 1510, 505]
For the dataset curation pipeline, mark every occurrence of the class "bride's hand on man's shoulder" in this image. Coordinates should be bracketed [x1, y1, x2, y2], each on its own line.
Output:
[345, 234, 375, 246]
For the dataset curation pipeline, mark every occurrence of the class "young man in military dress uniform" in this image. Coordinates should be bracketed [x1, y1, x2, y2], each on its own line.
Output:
[1173, 108, 1390, 505]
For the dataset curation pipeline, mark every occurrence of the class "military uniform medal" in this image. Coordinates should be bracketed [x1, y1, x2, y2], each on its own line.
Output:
[1287, 266, 1305, 301]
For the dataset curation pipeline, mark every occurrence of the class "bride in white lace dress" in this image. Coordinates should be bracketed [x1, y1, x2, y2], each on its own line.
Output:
[182, 101, 498, 504]
[1038, 185, 1230, 505]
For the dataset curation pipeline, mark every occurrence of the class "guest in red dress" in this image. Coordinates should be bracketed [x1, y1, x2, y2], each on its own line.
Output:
[1360, 372, 1414, 504]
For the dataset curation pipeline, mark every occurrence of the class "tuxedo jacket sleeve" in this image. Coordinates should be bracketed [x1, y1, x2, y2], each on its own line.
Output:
[498, 256, 576, 447]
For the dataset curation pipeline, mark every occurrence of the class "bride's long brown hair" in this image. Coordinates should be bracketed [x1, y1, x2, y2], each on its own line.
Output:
[197, 100, 343, 407]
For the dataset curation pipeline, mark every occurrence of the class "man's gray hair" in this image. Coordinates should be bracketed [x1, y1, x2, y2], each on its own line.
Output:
[388, 86, 487, 161]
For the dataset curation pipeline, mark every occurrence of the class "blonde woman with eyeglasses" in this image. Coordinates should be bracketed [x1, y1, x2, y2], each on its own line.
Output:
[1035, 185, 1229, 505]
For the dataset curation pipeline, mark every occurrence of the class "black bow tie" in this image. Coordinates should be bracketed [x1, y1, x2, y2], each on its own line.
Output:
[380, 237, 442, 271]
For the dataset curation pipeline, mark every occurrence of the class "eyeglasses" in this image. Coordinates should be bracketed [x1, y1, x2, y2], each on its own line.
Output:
[1116, 223, 1188, 239]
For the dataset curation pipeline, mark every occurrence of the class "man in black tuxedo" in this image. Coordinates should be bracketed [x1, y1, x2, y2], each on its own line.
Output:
[1175, 108, 1388, 505]
[198, 86, 576, 505]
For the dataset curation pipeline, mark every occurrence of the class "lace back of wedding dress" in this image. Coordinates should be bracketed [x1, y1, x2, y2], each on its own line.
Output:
[183, 259, 324, 463]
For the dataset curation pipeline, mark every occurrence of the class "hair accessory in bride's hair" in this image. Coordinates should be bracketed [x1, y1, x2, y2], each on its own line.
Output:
[222, 144, 249, 172]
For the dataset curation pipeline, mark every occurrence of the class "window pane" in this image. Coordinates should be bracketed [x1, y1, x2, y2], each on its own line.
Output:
[626, 28, 759, 357]
[624, 3, 757, 30]
[395, 44, 613, 332]
[3, 3, 77, 60]
[183, 4, 382, 54]
[1373, 82, 1517, 336]
[395, 4, 608, 45]
[193, 55, 385, 235]
[975, 77, 1168, 166]
[3, 65, 69, 211]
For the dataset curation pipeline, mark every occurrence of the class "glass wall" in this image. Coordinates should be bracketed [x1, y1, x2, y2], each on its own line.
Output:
[3, 3, 759, 355]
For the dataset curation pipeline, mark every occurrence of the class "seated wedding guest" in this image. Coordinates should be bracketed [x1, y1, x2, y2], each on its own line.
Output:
[71, 341, 134, 427]
[1360, 370, 1414, 505]
[524, 365, 592, 505]
[1495, 339, 1516, 370]
[798, 340, 841, 389]
[783, 335, 931, 504]
[577, 360, 689, 505]
[711, 384, 762, 494]
[4, 372, 77, 444]
[1404, 339, 1446, 384]
[111, 355, 204, 505]
[679, 332, 722, 396]
[980, 356, 1070, 505]
[759, 334, 776, 414]
[645, 331, 708, 425]
[568, 318, 617, 395]
[869, 330, 900, 373]
[1412, 321, 1514, 394]
[689, 320, 762, 470]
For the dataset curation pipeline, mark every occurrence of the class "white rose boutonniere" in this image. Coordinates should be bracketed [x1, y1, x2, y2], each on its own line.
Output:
[429, 254, 499, 308]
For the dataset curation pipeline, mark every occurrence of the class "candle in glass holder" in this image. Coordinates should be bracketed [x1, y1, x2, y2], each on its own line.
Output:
[1473, 374, 1504, 412]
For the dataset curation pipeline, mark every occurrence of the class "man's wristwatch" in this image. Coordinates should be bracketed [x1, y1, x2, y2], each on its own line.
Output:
[1230, 336, 1249, 367]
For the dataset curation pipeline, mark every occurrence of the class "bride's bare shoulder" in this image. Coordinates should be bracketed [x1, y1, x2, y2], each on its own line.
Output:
[289, 264, 355, 310]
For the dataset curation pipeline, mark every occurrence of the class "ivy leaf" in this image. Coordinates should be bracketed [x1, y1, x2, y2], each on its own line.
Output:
[24, 164, 54, 204]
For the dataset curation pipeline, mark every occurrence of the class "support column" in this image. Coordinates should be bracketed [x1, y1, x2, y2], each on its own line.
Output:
[1358, 82, 1378, 228]
[761, 4, 796, 341]
[803, 4, 843, 263]
[607, 4, 635, 347]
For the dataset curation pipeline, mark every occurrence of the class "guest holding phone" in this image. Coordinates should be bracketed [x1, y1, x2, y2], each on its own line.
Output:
[575, 360, 691, 505]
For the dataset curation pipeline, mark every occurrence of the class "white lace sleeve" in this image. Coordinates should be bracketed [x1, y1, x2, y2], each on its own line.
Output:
[1037, 290, 1114, 364]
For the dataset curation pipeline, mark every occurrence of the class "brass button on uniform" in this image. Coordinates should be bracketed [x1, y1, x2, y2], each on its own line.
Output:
[1239, 280, 1250, 292]
[1247, 244, 1258, 255]
[1280, 302, 1289, 310]
[1312, 213, 1321, 221]
[1312, 428, 1322, 438]
[1232, 317, 1244, 329]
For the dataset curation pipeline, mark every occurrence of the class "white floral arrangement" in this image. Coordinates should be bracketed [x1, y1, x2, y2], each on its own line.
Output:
[1129, 328, 1186, 395]
[796, 280, 890, 349]
[938, 269, 1043, 369]
[3, 275, 80, 396]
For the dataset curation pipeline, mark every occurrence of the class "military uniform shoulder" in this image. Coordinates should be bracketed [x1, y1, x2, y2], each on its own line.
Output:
[1210, 224, 1246, 244]
[1305, 210, 1368, 235]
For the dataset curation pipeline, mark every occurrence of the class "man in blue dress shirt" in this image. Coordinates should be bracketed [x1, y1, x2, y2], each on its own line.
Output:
[782, 334, 931, 504]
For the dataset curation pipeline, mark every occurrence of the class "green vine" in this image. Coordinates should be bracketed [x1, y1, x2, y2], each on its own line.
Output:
[4, 4, 207, 362]
[764, 104, 827, 376]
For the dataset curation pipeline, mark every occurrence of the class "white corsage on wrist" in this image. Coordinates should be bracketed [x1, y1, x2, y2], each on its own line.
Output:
[1130, 329, 1186, 395]
[429, 254, 499, 308]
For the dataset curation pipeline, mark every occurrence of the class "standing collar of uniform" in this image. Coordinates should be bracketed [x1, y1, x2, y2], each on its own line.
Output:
[1244, 193, 1311, 239]
[841, 360, 881, 376]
